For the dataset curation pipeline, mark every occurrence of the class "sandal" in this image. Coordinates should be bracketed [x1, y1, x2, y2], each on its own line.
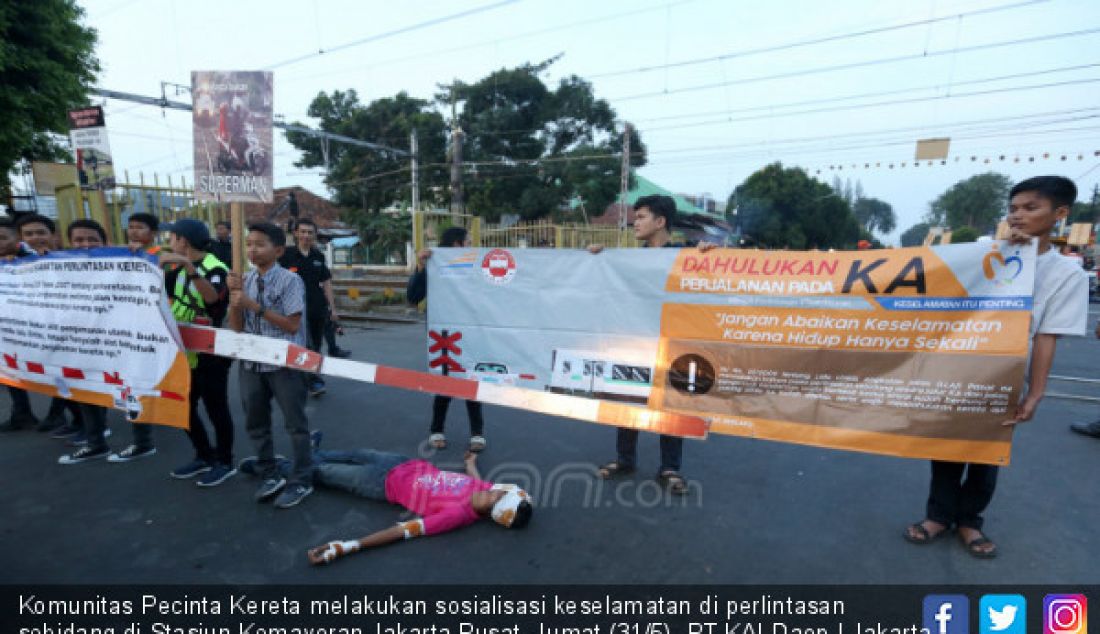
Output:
[959, 531, 997, 559]
[597, 460, 635, 479]
[468, 435, 486, 453]
[903, 520, 948, 545]
[428, 433, 447, 450]
[657, 470, 688, 495]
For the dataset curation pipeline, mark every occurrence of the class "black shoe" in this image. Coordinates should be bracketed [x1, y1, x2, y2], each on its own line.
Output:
[36, 411, 66, 432]
[329, 348, 352, 359]
[58, 445, 109, 464]
[0, 412, 37, 431]
[1070, 420, 1100, 438]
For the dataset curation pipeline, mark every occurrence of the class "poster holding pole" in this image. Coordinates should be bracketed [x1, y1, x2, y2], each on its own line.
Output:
[231, 202, 244, 273]
[68, 106, 116, 191]
[191, 71, 273, 204]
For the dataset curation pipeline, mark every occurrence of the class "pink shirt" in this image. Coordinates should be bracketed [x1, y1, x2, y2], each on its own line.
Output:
[385, 460, 493, 536]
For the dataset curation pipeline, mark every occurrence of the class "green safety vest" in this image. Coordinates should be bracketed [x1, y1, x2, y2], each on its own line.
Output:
[170, 253, 227, 367]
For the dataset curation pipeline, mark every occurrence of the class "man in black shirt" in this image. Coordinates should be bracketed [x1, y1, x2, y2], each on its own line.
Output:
[279, 218, 336, 396]
[588, 195, 689, 496]
[209, 220, 233, 266]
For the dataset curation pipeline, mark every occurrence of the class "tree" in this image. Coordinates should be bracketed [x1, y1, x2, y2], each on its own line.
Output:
[899, 222, 931, 247]
[440, 59, 645, 221]
[928, 172, 1012, 233]
[286, 90, 448, 218]
[1069, 184, 1100, 224]
[0, 0, 99, 194]
[729, 163, 861, 249]
[852, 197, 896, 235]
[950, 226, 980, 243]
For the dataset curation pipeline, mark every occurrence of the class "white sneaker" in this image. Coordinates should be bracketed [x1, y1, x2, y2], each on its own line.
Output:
[107, 444, 157, 463]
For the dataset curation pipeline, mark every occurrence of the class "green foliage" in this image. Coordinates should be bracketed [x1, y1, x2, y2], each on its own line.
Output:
[359, 212, 412, 264]
[927, 172, 1013, 233]
[441, 60, 644, 221]
[950, 226, 980, 243]
[0, 0, 99, 192]
[729, 163, 861, 249]
[899, 222, 931, 247]
[852, 197, 897, 235]
[1069, 184, 1100, 224]
[286, 91, 448, 213]
[289, 60, 642, 222]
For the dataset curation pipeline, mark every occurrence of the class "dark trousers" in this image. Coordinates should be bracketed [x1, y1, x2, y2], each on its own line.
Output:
[926, 460, 999, 530]
[186, 355, 235, 466]
[324, 317, 340, 353]
[430, 396, 484, 436]
[305, 311, 326, 385]
[128, 419, 153, 451]
[7, 386, 31, 416]
[78, 403, 108, 452]
[240, 366, 312, 486]
[48, 397, 83, 425]
[616, 428, 683, 474]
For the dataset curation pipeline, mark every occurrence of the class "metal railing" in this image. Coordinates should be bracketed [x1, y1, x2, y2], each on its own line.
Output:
[54, 171, 225, 247]
[479, 221, 637, 249]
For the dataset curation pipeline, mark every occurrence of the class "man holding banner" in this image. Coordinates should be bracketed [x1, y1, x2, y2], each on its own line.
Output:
[0, 218, 38, 432]
[58, 220, 115, 464]
[904, 176, 1088, 558]
[590, 195, 689, 495]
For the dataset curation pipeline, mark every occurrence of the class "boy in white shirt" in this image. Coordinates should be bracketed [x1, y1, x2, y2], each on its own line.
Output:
[904, 175, 1089, 558]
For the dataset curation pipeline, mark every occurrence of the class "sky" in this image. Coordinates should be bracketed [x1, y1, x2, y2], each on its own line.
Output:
[67, 0, 1100, 243]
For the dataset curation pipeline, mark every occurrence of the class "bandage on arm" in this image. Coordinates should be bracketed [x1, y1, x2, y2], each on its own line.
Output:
[399, 519, 425, 540]
[307, 525, 407, 566]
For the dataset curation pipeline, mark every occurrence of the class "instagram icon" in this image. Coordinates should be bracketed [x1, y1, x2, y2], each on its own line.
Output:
[1044, 595, 1088, 634]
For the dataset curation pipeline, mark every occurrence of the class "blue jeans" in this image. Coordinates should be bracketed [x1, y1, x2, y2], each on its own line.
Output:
[240, 367, 313, 486]
[616, 428, 683, 474]
[313, 449, 408, 501]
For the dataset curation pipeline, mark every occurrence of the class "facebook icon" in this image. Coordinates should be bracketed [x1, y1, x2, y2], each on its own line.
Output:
[924, 595, 971, 634]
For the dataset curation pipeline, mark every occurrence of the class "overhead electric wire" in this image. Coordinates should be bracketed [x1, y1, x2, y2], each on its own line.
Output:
[279, 0, 696, 84]
[641, 77, 1100, 132]
[647, 111, 1100, 156]
[590, 0, 1048, 79]
[632, 63, 1100, 124]
[264, 0, 521, 70]
[613, 27, 1100, 101]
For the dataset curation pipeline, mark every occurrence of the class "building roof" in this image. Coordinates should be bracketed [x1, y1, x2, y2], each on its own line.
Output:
[593, 173, 725, 226]
[241, 186, 345, 229]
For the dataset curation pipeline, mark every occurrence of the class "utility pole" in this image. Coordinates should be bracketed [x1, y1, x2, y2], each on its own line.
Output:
[410, 129, 419, 213]
[450, 125, 464, 215]
[618, 122, 633, 243]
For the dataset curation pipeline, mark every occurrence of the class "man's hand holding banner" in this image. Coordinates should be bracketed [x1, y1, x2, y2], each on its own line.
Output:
[0, 248, 190, 427]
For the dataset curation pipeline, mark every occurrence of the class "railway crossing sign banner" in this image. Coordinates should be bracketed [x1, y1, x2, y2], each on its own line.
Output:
[426, 242, 1037, 464]
[0, 249, 191, 427]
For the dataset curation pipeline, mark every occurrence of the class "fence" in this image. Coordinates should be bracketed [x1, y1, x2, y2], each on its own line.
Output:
[51, 177, 637, 255]
[413, 212, 636, 252]
[480, 221, 637, 249]
[54, 171, 225, 247]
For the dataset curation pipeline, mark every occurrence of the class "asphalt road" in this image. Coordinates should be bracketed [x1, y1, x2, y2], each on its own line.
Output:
[2, 313, 1098, 584]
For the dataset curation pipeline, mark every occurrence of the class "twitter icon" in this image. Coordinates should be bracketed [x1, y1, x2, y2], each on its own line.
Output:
[982, 595, 1027, 634]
